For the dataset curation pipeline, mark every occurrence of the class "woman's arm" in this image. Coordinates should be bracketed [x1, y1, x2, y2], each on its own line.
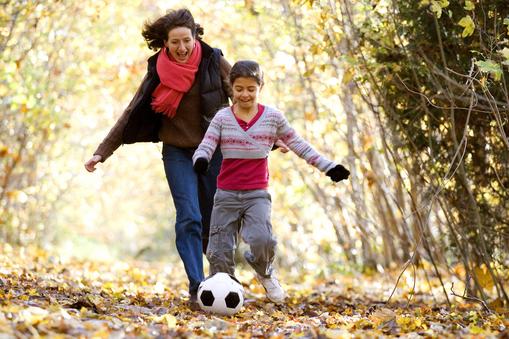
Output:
[219, 56, 233, 101]
[92, 72, 151, 162]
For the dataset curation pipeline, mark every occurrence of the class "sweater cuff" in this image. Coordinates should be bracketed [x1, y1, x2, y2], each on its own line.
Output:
[323, 162, 337, 173]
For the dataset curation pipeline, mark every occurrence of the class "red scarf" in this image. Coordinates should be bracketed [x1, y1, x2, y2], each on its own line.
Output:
[151, 40, 202, 118]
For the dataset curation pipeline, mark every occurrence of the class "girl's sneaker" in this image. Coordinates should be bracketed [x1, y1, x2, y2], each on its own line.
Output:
[256, 274, 286, 304]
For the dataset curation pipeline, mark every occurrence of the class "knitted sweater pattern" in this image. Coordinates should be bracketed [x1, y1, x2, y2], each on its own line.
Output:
[193, 105, 336, 173]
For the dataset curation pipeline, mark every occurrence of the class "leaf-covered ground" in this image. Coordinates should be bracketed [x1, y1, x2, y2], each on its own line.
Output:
[0, 246, 507, 338]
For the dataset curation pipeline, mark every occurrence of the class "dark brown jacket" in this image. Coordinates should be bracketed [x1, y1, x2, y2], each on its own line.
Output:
[94, 40, 231, 161]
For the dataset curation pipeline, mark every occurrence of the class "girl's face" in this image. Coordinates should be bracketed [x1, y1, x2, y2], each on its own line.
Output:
[165, 26, 195, 63]
[232, 77, 261, 111]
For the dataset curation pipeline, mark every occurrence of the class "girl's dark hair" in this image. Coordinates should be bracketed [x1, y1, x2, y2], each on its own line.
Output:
[141, 8, 204, 51]
[229, 60, 264, 85]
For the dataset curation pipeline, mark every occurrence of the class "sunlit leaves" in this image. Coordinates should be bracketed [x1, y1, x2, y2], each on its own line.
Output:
[342, 67, 355, 84]
[475, 59, 503, 81]
[1, 0, 159, 249]
[370, 307, 396, 324]
[334, 0, 509, 307]
[419, 0, 450, 18]
[396, 315, 427, 332]
[464, 0, 475, 11]
[458, 15, 475, 37]
[429, 0, 449, 18]
[0, 247, 508, 337]
[151, 314, 177, 328]
[499, 47, 509, 65]
[473, 265, 495, 289]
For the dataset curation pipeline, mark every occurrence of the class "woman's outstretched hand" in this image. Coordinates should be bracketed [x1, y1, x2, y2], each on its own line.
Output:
[84, 155, 102, 172]
[326, 164, 350, 182]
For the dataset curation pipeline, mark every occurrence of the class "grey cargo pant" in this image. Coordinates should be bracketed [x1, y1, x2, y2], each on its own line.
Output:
[206, 189, 277, 278]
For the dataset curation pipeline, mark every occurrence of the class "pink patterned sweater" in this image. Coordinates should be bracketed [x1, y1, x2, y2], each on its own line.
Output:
[193, 105, 336, 173]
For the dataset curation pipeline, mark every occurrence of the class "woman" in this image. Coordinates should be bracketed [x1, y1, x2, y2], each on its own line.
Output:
[84, 8, 231, 307]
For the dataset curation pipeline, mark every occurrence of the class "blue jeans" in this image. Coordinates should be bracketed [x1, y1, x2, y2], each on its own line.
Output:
[162, 144, 222, 294]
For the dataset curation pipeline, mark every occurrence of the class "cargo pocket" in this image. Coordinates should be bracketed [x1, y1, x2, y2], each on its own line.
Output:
[207, 224, 226, 255]
[206, 223, 237, 275]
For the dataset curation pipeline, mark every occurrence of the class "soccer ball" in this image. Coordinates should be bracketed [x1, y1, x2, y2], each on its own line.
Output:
[197, 272, 244, 315]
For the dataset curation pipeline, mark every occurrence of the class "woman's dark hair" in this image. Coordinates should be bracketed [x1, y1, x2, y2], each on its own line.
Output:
[141, 9, 204, 51]
[229, 60, 264, 86]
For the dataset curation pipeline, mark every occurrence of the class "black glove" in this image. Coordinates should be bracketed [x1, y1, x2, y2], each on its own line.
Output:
[193, 157, 209, 174]
[326, 164, 350, 182]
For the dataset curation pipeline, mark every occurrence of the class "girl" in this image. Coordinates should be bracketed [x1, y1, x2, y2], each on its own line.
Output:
[192, 60, 350, 303]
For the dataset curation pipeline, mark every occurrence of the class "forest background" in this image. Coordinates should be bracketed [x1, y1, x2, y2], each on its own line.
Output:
[1, 0, 508, 318]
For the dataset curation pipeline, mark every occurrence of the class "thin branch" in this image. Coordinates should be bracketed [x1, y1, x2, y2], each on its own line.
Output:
[450, 283, 492, 313]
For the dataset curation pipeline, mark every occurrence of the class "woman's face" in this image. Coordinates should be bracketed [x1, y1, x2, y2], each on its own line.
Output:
[165, 27, 195, 63]
[232, 77, 261, 111]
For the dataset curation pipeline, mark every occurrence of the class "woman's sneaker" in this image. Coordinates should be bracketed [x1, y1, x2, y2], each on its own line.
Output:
[256, 274, 286, 304]
[188, 293, 201, 311]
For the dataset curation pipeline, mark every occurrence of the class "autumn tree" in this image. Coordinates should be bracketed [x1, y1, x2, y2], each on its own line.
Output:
[293, 0, 509, 304]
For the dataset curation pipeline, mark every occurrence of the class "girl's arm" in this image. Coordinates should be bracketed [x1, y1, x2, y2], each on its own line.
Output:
[276, 112, 350, 181]
[276, 113, 336, 173]
[193, 113, 222, 167]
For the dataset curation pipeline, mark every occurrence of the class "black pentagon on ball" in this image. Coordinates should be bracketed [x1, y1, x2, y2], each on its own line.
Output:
[200, 290, 215, 306]
[225, 291, 241, 308]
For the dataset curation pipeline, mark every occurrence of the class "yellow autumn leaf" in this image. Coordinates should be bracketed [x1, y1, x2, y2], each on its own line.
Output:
[163, 314, 177, 328]
[429, 0, 448, 18]
[438, 0, 449, 7]
[0, 83, 7, 96]
[473, 265, 494, 289]
[487, 298, 509, 315]
[310, 44, 322, 55]
[0, 145, 8, 157]
[458, 15, 475, 37]
[90, 328, 111, 339]
[469, 325, 484, 334]
[370, 308, 396, 324]
[5, 190, 28, 203]
[304, 111, 316, 122]
[451, 264, 466, 278]
[499, 47, 509, 65]
[303, 67, 315, 77]
[342, 67, 354, 84]
[464, 0, 475, 10]
[351, 318, 373, 330]
[495, 307, 509, 315]
[20, 307, 49, 326]
[397, 315, 426, 332]
[430, 1, 443, 18]
[152, 314, 177, 328]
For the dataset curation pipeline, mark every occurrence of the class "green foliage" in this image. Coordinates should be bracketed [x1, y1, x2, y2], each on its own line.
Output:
[475, 60, 503, 81]
[337, 0, 508, 297]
